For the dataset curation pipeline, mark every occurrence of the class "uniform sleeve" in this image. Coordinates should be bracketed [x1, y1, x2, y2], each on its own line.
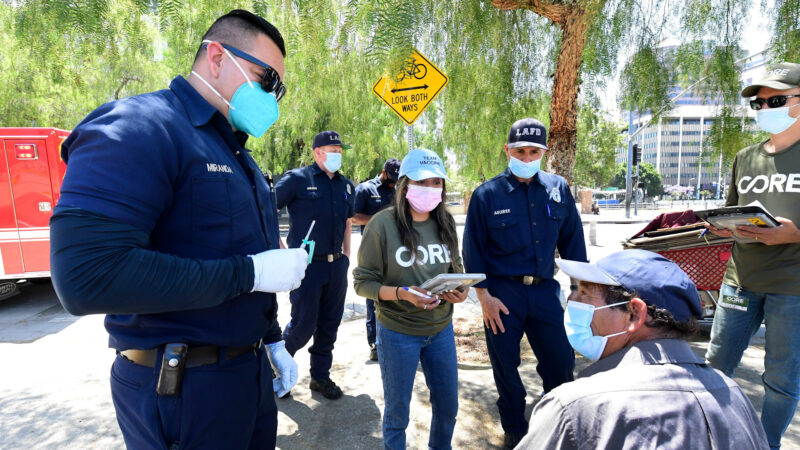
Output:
[353, 183, 369, 214]
[57, 99, 177, 234]
[462, 191, 490, 288]
[50, 207, 255, 316]
[556, 182, 588, 263]
[517, 395, 579, 449]
[725, 156, 739, 207]
[352, 218, 387, 300]
[274, 171, 295, 210]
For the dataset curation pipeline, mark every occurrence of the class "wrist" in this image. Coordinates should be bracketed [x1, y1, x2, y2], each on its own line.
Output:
[395, 286, 401, 301]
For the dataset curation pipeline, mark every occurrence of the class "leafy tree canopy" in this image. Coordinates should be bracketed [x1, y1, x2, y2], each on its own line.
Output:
[0, 0, 797, 187]
[610, 162, 664, 197]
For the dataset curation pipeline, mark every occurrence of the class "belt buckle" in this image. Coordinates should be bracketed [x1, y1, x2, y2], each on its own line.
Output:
[327, 254, 334, 263]
[523, 275, 534, 285]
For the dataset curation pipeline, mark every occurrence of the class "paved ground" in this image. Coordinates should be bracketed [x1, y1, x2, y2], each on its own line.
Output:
[1, 210, 798, 449]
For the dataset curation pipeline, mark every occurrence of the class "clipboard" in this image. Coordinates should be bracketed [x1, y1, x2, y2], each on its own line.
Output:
[419, 273, 486, 295]
[695, 201, 778, 243]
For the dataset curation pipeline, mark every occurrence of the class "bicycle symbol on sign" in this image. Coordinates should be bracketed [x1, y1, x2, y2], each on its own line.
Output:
[397, 58, 427, 82]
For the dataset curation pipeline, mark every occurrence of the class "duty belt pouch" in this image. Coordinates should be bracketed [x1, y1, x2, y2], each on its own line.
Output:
[157, 343, 188, 396]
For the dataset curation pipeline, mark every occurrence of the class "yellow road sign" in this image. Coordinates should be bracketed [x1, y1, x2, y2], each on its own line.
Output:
[372, 50, 448, 125]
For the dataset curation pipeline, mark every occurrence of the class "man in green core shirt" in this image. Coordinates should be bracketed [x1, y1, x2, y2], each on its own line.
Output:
[705, 62, 800, 450]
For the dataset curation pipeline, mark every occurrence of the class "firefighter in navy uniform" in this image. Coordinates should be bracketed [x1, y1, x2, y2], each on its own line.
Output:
[275, 130, 355, 399]
[462, 118, 587, 449]
[351, 158, 400, 361]
[50, 10, 307, 449]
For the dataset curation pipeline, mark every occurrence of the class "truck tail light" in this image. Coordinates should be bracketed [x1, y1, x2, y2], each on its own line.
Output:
[15, 144, 38, 160]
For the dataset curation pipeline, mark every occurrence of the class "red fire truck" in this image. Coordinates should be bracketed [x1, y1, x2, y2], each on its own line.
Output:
[0, 127, 70, 299]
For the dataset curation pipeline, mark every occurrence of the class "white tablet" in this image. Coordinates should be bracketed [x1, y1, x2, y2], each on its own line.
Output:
[419, 273, 486, 295]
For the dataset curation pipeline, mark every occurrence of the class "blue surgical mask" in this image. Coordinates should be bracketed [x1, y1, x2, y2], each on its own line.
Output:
[564, 300, 629, 361]
[508, 156, 541, 179]
[191, 43, 279, 138]
[324, 152, 342, 172]
[756, 104, 800, 135]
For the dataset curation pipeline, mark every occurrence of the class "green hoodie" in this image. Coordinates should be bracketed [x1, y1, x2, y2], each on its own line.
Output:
[353, 208, 463, 336]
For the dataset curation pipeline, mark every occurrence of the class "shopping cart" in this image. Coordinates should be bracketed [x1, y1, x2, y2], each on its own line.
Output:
[656, 243, 733, 318]
[623, 210, 735, 328]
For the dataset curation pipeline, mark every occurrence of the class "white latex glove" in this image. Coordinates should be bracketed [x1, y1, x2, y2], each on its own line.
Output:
[267, 340, 298, 398]
[250, 248, 308, 293]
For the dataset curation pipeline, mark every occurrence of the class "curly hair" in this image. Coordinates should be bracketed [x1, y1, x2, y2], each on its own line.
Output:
[603, 285, 698, 339]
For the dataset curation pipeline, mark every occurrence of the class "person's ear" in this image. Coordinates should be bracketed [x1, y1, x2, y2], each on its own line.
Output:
[626, 298, 648, 332]
[205, 42, 226, 79]
[504, 144, 511, 161]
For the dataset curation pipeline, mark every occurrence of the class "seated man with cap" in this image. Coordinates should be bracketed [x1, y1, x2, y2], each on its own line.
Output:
[517, 249, 768, 449]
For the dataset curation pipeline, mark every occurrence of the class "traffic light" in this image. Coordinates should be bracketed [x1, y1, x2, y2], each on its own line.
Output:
[632, 144, 642, 166]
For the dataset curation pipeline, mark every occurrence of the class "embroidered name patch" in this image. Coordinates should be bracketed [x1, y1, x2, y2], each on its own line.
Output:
[206, 163, 233, 174]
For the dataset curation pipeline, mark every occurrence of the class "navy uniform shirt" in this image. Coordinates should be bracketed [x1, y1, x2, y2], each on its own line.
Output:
[56, 76, 282, 350]
[275, 164, 355, 254]
[353, 175, 394, 233]
[462, 168, 587, 288]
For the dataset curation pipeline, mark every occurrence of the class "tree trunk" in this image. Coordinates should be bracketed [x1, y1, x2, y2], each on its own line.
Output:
[547, 7, 588, 185]
[492, 1, 599, 185]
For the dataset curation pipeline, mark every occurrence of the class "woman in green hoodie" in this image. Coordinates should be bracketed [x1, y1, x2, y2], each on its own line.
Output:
[353, 148, 468, 450]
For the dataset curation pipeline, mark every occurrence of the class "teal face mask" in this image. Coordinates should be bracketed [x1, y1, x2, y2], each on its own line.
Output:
[508, 156, 541, 179]
[756, 104, 800, 135]
[191, 42, 279, 138]
[323, 152, 342, 172]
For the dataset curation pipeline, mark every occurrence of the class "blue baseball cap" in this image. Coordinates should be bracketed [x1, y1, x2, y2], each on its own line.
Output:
[507, 118, 548, 150]
[312, 130, 351, 150]
[555, 249, 702, 322]
[399, 149, 450, 182]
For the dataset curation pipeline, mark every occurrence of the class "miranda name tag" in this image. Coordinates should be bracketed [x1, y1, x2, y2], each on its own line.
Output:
[719, 294, 748, 311]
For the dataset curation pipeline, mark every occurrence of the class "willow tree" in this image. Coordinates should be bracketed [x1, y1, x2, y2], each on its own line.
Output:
[356, 0, 799, 184]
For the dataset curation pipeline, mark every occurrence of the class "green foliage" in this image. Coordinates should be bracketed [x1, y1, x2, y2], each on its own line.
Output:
[766, 0, 800, 62]
[573, 106, 623, 188]
[704, 106, 767, 167]
[1, 0, 793, 189]
[619, 46, 672, 116]
[610, 162, 663, 197]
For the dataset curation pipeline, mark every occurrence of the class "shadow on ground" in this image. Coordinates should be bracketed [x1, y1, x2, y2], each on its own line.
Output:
[0, 281, 78, 344]
[277, 393, 382, 449]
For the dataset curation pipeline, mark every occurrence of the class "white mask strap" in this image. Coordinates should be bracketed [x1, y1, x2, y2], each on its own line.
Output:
[605, 330, 627, 338]
[202, 39, 255, 89]
[190, 70, 234, 110]
[595, 300, 630, 311]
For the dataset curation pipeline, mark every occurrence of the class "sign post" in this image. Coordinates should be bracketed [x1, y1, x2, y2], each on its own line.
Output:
[372, 49, 448, 151]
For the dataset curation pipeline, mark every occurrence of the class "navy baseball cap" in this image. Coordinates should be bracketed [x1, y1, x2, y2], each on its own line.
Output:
[555, 249, 702, 322]
[383, 158, 401, 181]
[312, 130, 351, 150]
[399, 149, 451, 181]
[507, 118, 548, 150]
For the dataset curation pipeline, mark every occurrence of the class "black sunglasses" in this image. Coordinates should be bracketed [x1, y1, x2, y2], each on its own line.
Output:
[204, 42, 286, 102]
[749, 94, 800, 111]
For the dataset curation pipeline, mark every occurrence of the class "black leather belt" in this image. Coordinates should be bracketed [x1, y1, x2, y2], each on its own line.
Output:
[506, 275, 543, 285]
[119, 340, 262, 369]
[312, 252, 343, 262]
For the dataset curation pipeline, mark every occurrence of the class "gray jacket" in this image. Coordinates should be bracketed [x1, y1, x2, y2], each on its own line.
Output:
[518, 339, 768, 450]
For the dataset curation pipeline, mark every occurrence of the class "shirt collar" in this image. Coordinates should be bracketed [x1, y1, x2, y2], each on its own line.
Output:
[310, 162, 339, 178]
[578, 339, 705, 378]
[501, 167, 544, 192]
[170, 76, 218, 128]
[170, 76, 251, 152]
